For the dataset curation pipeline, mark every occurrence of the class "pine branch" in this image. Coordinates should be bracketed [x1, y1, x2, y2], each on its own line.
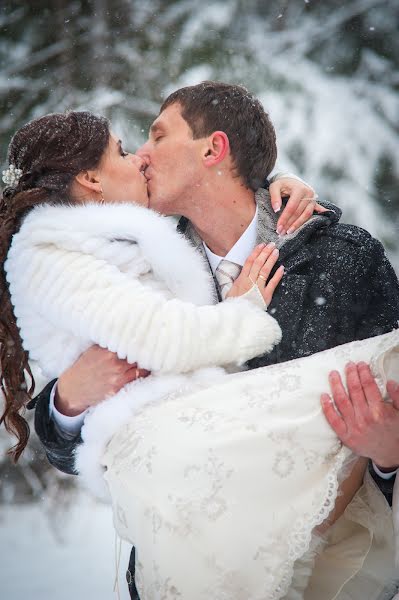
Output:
[271, 0, 388, 57]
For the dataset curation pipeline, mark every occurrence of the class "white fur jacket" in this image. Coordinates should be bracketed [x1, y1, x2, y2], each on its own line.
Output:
[5, 202, 281, 496]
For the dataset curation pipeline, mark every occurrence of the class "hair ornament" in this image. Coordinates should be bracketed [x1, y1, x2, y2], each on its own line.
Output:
[2, 164, 23, 187]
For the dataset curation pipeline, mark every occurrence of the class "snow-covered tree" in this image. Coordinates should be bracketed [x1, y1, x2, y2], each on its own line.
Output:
[1, 1, 398, 264]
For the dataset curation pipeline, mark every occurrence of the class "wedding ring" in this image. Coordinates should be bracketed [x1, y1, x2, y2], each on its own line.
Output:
[135, 368, 140, 379]
[258, 275, 267, 281]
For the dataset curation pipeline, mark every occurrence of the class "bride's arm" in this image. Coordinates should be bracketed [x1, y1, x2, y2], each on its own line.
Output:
[23, 247, 281, 374]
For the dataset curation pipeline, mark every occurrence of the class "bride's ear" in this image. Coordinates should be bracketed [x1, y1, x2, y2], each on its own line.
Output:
[74, 170, 102, 195]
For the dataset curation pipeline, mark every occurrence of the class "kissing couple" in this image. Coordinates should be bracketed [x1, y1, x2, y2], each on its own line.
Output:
[1, 81, 399, 599]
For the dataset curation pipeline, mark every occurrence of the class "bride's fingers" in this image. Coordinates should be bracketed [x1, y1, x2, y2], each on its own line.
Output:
[261, 265, 284, 306]
[248, 243, 277, 283]
[256, 247, 280, 285]
[240, 244, 266, 279]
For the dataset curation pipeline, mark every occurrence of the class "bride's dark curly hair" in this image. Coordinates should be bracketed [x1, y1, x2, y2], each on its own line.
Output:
[0, 111, 110, 461]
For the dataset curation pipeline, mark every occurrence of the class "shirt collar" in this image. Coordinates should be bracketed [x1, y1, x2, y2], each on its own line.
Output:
[203, 206, 258, 274]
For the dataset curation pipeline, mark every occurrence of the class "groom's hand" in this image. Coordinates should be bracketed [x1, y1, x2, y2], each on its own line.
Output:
[269, 176, 327, 235]
[55, 345, 150, 416]
[321, 362, 399, 469]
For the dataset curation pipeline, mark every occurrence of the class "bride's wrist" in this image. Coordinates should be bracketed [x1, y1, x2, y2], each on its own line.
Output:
[236, 285, 267, 310]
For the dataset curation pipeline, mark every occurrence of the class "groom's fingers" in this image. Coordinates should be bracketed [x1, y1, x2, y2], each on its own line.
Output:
[321, 393, 347, 438]
[328, 370, 355, 420]
[387, 380, 399, 410]
[356, 362, 384, 413]
[344, 362, 369, 418]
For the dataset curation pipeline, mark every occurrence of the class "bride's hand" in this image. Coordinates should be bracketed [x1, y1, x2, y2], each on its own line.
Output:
[226, 243, 284, 307]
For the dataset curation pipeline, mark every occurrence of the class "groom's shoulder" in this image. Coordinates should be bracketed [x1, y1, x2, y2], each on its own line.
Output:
[314, 221, 384, 257]
[306, 222, 392, 280]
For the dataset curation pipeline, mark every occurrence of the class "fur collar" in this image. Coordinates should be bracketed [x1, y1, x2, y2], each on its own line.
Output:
[18, 201, 217, 306]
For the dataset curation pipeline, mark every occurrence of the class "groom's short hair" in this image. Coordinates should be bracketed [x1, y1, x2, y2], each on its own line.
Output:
[161, 81, 277, 190]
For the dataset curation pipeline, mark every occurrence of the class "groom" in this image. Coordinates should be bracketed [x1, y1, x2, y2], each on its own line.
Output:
[32, 82, 399, 597]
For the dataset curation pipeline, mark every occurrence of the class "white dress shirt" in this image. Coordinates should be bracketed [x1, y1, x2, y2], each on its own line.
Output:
[203, 206, 259, 273]
[372, 462, 399, 479]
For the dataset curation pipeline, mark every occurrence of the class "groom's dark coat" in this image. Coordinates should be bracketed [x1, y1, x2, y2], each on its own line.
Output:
[32, 191, 399, 599]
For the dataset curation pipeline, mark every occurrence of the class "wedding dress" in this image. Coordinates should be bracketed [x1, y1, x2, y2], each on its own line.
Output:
[5, 201, 398, 599]
[103, 330, 398, 600]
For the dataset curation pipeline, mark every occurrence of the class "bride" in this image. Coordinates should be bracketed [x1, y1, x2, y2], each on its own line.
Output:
[1, 111, 398, 600]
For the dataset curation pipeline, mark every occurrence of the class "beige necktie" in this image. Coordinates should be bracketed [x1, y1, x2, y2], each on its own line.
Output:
[215, 259, 242, 300]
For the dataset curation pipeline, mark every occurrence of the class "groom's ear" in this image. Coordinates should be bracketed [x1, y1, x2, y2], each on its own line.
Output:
[74, 170, 102, 194]
[203, 131, 230, 167]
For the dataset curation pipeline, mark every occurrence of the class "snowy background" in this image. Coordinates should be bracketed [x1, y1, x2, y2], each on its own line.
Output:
[0, 1, 398, 598]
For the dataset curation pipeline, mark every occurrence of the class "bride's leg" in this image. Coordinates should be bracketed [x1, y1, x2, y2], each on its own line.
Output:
[286, 458, 368, 599]
[283, 531, 327, 600]
[316, 456, 368, 534]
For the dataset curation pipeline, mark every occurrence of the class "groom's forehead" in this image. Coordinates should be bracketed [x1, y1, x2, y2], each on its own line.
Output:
[148, 104, 191, 139]
[148, 115, 165, 140]
[150, 106, 172, 132]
